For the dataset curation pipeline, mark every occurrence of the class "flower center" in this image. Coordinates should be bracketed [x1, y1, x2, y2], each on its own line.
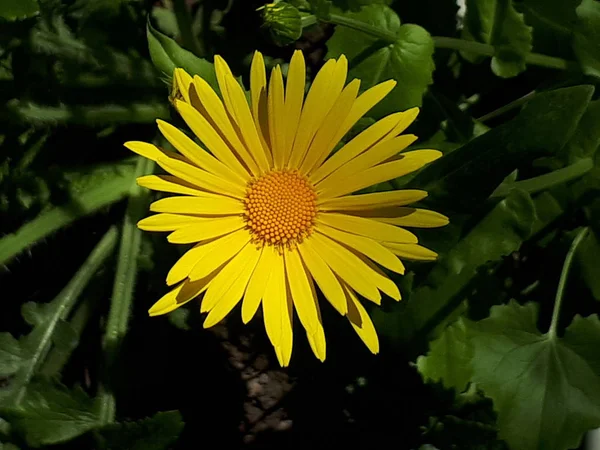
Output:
[244, 170, 317, 246]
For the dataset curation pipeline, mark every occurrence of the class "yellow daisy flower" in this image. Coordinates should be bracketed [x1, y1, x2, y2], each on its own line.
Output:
[125, 50, 448, 366]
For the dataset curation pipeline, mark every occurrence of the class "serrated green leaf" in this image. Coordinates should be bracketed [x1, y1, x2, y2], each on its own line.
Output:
[0, 160, 135, 266]
[147, 19, 218, 91]
[0, 334, 24, 377]
[1, 379, 100, 447]
[469, 301, 600, 450]
[573, 0, 600, 77]
[462, 0, 533, 77]
[326, 5, 434, 118]
[0, 0, 39, 21]
[21, 303, 53, 328]
[416, 318, 473, 392]
[373, 190, 536, 346]
[410, 85, 594, 213]
[94, 411, 184, 450]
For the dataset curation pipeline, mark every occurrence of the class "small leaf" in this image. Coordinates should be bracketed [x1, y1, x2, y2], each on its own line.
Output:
[573, 0, 600, 77]
[94, 411, 184, 450]
[469, 302, 600, 450]
[326, 4, 434, 118]
[462, 0, 533, 77]
[1, 379, 100, 447]
[416, 318, 473, 392]
[0, 0, 39, 21]
[147, 19, 218, 90]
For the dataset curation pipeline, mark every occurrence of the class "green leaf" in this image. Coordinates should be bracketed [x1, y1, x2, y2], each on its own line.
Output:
[373, 190, 536, 346]
[0, 0, 39, 21]
[0, 160, 135, 266]
[94, 411, 184, 450]
[573, 0, 600, 77]
[462, 0, 533, 77]
[147, 19, 218, 91]
[469, 301, 600, 450]
[576, 231, 600, 301]
[416, 318, 473, 392]
[262, 2, 303, 46]
[410, 85, 594, 213]
[0, 334, 24, 377]
[326, 5, 434, 118]
[559, 100, 600, 164]
[1, 379, 100, 447]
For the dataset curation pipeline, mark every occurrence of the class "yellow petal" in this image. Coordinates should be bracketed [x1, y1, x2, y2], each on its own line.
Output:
[156, 156, 245, 199]
[360, 256, 401, 301]
[203, 244, 262, 327]
[137, 175, 207, 196]
[262, 252, 294, 366]
[373, 208, 449, 228]
[384, 243, 438, 261]
[157, 119, 248, 184]
[250, 51, 270, 153]
[344, 284, 379, 354]
[318, 190, 428, 211]
[188, 228, 251, 281]
[315, 135, 418, 191]
[192, 75, 262, 176]
[172, 68, 193, 104]
[307, 233, 380, 303]
[148, 276, 212, 316]
[242, 244, 276, 323]
[299, 79, 360, 175]
[150, 196, 244, 216]
[385, 107, 419, 139]
[167, 243, 210, 286]
[318, 151, 442, 199]
[297, 240, 347, 315]
[174, 100, 251, 179]
[167, 216, 245, 244]
[284, 249, 326, 361]
[330, 80, 396, 147]
[309, 112, 405, 185]
[287, 58, 339, 169]
[124, 141, 178, 161]
[318, 212, 417, 244]
[283, 50, 305, 158]
[138, 213, 210, 232]
[317, 223, 405, 274]
[268, 65, 286, 169]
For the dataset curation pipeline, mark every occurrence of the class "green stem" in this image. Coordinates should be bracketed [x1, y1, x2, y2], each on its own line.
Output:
[490, 158, 594, 199]
[173, 0, 204, 56]
[306, 14, 573, 71]
[14, 227, 119, 404]
[98, 156, 154, 424]
[477, 91, 536, 122]
[548, 227, 589, 339]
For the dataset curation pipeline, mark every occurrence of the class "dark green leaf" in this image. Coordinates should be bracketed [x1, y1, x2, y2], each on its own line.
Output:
[462, 0, 533, 77]
[0, 0, 39, 21]
[2, 379, 100, 447]
[262, 2, 303, 46]
[559, 100, 600, 164]
[326, 5, 434, 118]
[0, 334, 24, 378]
[94, 411, 184, 450]
[573, 0, 600, 77]
[373, 190, 536, 346]
[416, 318, 473, 392]
[410, 85, 594, 213]
[147, 19, 218, 91]
[576, 231, 600, 301]
[469, 302, 600, 450]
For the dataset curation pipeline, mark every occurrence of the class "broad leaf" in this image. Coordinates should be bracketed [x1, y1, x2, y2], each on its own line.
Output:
[373, 190, 536, 346]
[326, 5, 434, 118]
[559, 99, 600, 164]
[94, 411, 184, 450]
[0, 0, 39, 21]
[573, 0, 600, 79]
[416, 318, 473, 392]
[410, 85, 594, 213]
[147, 20, 218, 90]
[462, 0, 533, 77]
[1, 379, 100, 447]
[470, 301, 600, 450]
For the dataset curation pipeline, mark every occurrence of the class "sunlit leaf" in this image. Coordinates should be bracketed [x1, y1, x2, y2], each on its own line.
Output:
[0, 0, 39, 21]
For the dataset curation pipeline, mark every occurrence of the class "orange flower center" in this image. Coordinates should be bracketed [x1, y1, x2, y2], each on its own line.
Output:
[244, 170, 317, 246]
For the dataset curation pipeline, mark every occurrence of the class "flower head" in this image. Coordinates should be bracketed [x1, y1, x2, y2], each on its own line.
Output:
[125, 50, 448, 366]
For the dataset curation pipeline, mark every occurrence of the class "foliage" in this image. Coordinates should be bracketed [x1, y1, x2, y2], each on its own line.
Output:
[1, 0, 600, 449]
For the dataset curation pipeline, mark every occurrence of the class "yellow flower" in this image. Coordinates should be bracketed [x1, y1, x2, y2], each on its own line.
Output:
[125, 50, 448, 366]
